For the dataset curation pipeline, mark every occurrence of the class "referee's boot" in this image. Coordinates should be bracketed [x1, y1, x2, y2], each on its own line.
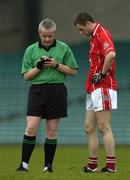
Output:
[16, 163, 28, 172]
[43, 164, 53, 173]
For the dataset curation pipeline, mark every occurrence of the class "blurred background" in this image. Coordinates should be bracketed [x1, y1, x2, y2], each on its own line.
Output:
[0, 0, 130, 145]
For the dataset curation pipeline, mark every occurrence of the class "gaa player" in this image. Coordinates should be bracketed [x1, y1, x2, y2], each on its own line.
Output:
[16, 19, 78, 172]
[74, 12, 117, 173]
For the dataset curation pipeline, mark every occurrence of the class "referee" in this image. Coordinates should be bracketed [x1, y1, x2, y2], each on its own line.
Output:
[16, 19, 78, 172]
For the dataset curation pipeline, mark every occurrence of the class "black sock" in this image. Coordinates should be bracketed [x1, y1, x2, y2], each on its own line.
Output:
[21, 135, 36, 164]
[44, 138, 57, 167]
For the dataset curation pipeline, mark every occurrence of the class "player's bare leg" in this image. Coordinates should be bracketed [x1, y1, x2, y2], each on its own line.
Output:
[96, 110, 116, 172]
[83, 110, 99, 172]
[43, 119, 60, 172]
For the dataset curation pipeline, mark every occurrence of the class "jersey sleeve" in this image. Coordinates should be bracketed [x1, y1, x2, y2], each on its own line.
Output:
[99, 28, 115, 56]
[63, 46, 78, 69]
[21, 47, 33, 74]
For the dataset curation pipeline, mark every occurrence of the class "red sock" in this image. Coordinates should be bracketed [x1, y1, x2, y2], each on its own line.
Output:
[106, 156, 116, 170]
[87, 157, 98, 170]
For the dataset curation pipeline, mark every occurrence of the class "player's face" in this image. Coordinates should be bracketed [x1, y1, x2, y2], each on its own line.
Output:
[39, 27, 56, 47]
[76, 23, 92, 37]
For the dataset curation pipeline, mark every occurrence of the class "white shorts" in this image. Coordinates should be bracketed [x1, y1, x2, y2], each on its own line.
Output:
[86, 88, 117, 112]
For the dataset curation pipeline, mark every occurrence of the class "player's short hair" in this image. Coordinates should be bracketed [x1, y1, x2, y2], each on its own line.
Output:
[38, 19, 56, 31]
[74, 12, 95, 25]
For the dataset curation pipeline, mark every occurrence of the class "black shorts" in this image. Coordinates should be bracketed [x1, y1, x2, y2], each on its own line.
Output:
[27, 83, 67, 119]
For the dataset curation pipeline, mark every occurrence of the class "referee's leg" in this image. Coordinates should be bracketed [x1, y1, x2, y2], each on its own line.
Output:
[43, 119, 60, 172]
[16, 116, 41, 171]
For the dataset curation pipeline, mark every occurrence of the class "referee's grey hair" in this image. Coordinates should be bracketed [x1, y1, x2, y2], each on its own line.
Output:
[38, 19, 56, 31]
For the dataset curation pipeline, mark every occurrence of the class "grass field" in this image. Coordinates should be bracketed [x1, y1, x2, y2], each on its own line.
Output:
[0, 145, 129, 180]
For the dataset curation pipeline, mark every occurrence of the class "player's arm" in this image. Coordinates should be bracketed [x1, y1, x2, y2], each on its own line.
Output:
[102, 51, 116, 75]
[98, 27, 116, 74]
[92, 51, 116, 84]
[92, 29, 116, 84]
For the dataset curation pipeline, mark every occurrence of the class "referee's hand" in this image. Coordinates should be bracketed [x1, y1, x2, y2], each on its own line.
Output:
[36, 58, 45, 70]
[92, 72, 106, 84]
[42, 57, 59, 69]
[36, 56, 51, 70]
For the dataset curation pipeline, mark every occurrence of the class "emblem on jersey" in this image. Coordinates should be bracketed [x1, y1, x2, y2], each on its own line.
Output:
[103, 42, 109, 49]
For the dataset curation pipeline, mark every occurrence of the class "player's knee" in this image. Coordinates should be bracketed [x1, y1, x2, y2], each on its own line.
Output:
[84, 125, 95, 134]
[98, 124, 110, 135]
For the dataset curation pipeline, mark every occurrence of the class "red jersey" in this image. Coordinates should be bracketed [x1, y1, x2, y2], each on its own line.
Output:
[86, 23, 117, 93]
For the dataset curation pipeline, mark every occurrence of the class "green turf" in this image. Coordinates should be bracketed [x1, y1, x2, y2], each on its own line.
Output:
[0, 145, 129, 180]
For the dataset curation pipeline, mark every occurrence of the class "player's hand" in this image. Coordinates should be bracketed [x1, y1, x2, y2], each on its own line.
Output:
[92, 72, 106, 84]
